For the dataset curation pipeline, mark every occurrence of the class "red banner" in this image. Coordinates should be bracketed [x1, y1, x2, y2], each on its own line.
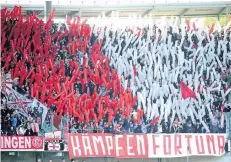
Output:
[0, 136, 44, 151]
[68, 133, 226, 159]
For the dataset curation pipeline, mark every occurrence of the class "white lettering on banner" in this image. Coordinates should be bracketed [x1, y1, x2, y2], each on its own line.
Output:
[70, 136, 81, 156]
[82, 136, 93, 156]
[68, 134, 226, 158]
[92, 136, 106, 155]
[115, 135, 123, 157]
[105, 136, 113, 155]
[25, 137, 31, 148]
[13, 137, 17, 148]
[19, 137, 24, 148]
[1, 137, 32, 149]
[1, 136, 43, 151]
[5, 137, 11, 148]
[136, 135, 146, 155]
[148, 134, 161, 157]
[127, 135, 134, 156]
[12, 137, 18, 148]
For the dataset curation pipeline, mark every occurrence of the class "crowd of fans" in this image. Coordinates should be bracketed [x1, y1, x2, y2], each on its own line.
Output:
[1, 99, 225, 136]
[1, 7, 230, 139]
[1, 95, 40, 136]
[68, 112, 226, 134]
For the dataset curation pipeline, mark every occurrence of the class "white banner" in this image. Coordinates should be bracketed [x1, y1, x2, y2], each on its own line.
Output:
[0, 72, 13, 96]
[7, 89, 33, 117]
[45, 131, 62, 141]
[32, 98, 48, 127]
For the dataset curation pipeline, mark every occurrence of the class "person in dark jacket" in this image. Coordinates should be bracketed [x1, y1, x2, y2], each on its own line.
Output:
[162, 122, 170, 133]
[123, 118, 129, 132]
[195, 121, 202, 133]
[134, 124, 142, 133]
[7, 126, 17, 136]
[24, 127, 34, 136]
[185, 121, 195, 133]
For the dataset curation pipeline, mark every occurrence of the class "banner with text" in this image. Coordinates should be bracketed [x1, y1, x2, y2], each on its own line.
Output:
[68, 133, 226, 158]
[0, 136, 44, 151]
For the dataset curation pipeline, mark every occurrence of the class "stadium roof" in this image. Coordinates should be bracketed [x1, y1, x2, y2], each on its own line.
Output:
[1, 0, 231, 19]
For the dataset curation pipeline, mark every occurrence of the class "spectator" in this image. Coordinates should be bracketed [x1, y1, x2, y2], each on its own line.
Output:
[87, 122, 94, 133]
[109, 124, 115, 134]
[37, 159, 42, 162]
[93, 123, 98, 133]
[134, 124, 142, 133]
[77, 125, 83, 133]
[5, 113, 11, 128]
[195, 121, 202, 133]
[210, 117, 219, 133]
[82, 124, 88, 133]
[11, 115, 17, 129]
[171, 121, 182, 133]
[7, 126, 17, 136]
[181, 119, 187, 133]
[141, 123, 150, 133]
[123, 118, 129, 132]
[129, 122, 134, 133]
[28, 114, 33, 122]
[114, 123, 122, 134]
[24, 122, 34, 136]
[185, 121, 195, 133]
[162, 122, 170, 133]
[70, 123, 78, 133]
[31, 120, 39, 136]
[98, 122, 104, 133]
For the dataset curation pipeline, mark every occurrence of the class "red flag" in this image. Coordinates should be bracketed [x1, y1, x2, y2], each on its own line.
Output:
[209, 24, 215, 35]
[133, 65, 137, 76]
[53, 114, 61, 129]
[180, 81, 197, 99]
[107, 111, 112, 126]
[26, 68, 34, 79]
[136, 109, 143, 124]
[30, 86, 34, 97]
[221, 102, 225, 114]
[186, 20, 190, 31]
[150, 116, 159, 126]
